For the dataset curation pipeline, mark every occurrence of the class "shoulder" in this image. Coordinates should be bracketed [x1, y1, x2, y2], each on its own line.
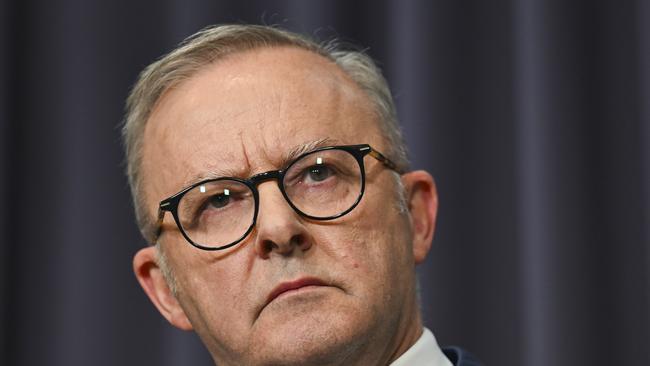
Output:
[442, 346, 484, 366]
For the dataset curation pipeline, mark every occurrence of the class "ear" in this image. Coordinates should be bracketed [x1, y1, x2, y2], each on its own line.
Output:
[133, 246, 193, 330]
[401, 170, 438, 264]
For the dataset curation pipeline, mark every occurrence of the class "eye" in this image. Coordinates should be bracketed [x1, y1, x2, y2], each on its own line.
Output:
[306, 165, 332, 182]
[208, 192, 231, 209]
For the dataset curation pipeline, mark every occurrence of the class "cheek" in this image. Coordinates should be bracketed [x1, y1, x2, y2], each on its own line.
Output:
[317, 205, 411, 284]
[169, 247, 256, 335]
[173, 266, 260, 358]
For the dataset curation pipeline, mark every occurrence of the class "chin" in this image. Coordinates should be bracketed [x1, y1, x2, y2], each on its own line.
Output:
[249, 329, 361, 366]
[246, 293, 372, 365]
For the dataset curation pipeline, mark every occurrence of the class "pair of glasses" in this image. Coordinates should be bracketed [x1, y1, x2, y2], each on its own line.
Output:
[153, 144, 399, 250]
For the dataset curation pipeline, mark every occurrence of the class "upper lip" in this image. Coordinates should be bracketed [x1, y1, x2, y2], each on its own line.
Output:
[266, 277, 328, 305]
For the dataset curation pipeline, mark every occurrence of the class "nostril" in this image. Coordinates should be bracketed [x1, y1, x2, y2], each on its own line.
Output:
[261, 240, 277, 255]
[290, 234, 310, 251]
[259, 233, 311, 258]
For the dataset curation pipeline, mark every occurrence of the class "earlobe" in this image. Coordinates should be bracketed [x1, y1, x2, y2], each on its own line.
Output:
[402, 171, 438, 264]
[133, 246, 194, 331]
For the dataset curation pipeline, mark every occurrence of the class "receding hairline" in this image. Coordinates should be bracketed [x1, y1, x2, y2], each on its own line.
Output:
[127, 26, 330, 128]
[148, 43, 370, 119]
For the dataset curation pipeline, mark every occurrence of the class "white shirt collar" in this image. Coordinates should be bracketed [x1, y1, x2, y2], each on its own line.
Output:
[389, 328, 454, 366]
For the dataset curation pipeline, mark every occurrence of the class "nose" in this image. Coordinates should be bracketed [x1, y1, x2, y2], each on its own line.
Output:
[253, 181, 313, 259]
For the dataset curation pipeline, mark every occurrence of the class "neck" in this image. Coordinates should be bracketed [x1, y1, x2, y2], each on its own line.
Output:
[382, 307, 424, 364]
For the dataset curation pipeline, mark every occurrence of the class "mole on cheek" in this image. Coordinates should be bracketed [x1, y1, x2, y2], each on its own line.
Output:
[339, 253, 360, 270]
[345, 256, 360, 269]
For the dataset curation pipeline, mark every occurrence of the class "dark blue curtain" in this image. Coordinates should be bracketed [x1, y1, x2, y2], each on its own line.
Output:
[2, 1, 648, 365]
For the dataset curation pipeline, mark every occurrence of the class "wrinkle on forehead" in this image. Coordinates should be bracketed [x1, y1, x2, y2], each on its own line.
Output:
[238, 130, 252, 175]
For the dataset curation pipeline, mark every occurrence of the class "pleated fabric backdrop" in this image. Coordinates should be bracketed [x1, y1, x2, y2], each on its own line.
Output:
[1, 1, 648, 365]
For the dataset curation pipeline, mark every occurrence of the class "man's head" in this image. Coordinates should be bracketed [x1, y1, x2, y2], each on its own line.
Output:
[125, 24, 438, 365]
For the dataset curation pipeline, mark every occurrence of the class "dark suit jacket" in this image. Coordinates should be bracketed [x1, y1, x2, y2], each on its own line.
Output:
[442, 347, 483, 366]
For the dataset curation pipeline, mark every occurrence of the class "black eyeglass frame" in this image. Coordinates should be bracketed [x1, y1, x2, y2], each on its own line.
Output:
[153, 144, 399, 251]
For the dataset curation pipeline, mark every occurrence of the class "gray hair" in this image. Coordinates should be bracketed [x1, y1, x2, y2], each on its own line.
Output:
[122, 24, 410, 243]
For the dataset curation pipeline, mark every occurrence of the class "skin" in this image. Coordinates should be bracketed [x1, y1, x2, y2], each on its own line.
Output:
[133, 46, 439, 366]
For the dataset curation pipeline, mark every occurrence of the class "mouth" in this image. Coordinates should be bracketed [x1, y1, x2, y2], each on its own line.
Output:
[265, 277, 329, 306]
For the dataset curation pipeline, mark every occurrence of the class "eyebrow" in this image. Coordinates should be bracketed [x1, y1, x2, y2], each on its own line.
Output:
[278, 137, 341, 168]
[180, 137, 342, 188]
[180, 165, 244, 190]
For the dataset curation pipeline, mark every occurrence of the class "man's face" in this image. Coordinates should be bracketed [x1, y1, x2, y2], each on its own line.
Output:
[137, 47, 428, 365]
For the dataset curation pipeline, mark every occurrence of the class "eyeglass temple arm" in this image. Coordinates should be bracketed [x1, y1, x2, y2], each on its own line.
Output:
[368, 148, 400, 172]
[149, 207, 166, 245]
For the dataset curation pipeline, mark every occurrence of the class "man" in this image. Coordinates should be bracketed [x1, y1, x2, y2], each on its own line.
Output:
[124, 24, 481, 365]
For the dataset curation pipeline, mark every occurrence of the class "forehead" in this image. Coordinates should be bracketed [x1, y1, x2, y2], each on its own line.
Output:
[141, 46, 383, 202]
